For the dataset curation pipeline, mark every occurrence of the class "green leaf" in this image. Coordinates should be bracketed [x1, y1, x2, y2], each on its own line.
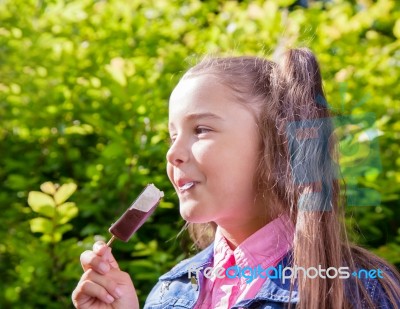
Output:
[40, 234, 54, 243]
[55, 223, 73, 235]
[57, 202, 78, 224]
[393, 19, 400, 39]
[159, 201, 174, 209]
[276, 0, 297, 6]
[105, 57, 127, 86]
[40, 181, 57, 195]
[29, 217, 52, 234]
[5, 174, 29, 190]
[54, 183, 77, 205]
[27, 191, 55, 217]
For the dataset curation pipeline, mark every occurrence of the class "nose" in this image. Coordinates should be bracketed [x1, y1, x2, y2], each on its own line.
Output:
[166, 136, 189, 166]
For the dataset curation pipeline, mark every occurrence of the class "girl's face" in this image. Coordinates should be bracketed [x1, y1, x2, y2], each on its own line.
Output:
[167, 74, 263, 227]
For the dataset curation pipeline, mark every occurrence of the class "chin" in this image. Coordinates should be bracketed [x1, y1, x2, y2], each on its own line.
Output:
[179, 204, 209, 223]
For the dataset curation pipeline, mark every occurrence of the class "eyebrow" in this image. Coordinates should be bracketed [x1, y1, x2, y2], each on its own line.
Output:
[185, 112, 223, 121]
[168, 112, 223, 130]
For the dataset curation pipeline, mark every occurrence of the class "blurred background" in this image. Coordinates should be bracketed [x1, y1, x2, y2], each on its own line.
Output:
[1, 0, 399, 307]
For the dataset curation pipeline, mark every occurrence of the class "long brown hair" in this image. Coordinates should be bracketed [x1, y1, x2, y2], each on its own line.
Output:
[180, 48, 400, 308]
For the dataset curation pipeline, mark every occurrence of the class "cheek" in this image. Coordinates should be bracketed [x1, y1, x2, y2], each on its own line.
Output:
[191, 141, 214, 163]
[166, 163, 174, 183]
[214, 147, 259, 191]
[191, 142, 222, 177]
[194, 142, 256, 184]
[192, 138, 259, 189]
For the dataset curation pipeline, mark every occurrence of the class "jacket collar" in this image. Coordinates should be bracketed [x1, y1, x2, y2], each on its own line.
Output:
[159, 243, 214, 281]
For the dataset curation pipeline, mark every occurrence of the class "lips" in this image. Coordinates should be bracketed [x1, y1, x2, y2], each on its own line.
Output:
[176, 179, 198, 192]
[179, 182, 195, 191]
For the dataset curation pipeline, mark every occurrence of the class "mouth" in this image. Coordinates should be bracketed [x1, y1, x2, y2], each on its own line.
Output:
[178, 181, 197, 192]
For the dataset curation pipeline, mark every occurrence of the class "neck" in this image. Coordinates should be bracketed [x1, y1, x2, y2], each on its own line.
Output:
[214, 195, 285, 249]
[216, 214, 272, 249]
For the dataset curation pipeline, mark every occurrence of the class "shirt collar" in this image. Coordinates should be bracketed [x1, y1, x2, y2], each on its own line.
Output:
[213, 214, 295, 269]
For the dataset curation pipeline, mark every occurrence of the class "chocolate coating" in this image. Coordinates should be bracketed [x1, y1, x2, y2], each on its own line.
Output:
[108, 184, 163, 242]
[109, 203, 159, 242]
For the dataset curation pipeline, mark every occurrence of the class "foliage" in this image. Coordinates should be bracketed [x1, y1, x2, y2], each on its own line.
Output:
[0, 0, 399, 307]
[3, 181, 86, 307]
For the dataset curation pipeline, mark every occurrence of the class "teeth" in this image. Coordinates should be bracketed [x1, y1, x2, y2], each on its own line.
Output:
[180, 182, 195, 191]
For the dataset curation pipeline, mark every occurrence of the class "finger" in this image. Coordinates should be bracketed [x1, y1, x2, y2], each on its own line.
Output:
[80, 250, 110, 274]
[93, 241, 120, 270]
[103, 246, 120, 270]
[93, 241, 108, 255]
[81, 269, 123, 300]
[72, 277, 116, 306]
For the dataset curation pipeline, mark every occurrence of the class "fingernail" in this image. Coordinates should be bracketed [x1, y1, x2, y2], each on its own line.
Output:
[106, 294, 115, 303]
[99, 262, 109, 273]
[115, 287, 123, 298]
[94, 242, 106, 252]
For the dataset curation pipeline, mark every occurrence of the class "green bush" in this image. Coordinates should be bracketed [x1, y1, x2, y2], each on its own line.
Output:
[1, 0, 399, 307]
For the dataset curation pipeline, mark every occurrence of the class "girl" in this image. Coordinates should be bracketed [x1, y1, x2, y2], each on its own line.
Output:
[72, 48, 400, 308]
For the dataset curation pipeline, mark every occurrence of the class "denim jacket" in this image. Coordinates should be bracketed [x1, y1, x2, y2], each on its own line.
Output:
[144, 244, 398, 309]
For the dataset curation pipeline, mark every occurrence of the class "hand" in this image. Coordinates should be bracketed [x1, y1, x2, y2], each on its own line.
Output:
[72, 241, 139, 309]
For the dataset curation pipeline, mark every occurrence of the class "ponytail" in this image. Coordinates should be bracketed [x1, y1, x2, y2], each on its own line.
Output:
[273, 48, 347, 309]
[275, 48, 400, 309]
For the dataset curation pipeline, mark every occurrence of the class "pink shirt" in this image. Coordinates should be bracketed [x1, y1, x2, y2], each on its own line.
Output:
[194, 215, 294, 309]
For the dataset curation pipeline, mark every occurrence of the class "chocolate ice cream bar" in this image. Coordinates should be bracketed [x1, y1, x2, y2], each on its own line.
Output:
[107, 184, 163, 245]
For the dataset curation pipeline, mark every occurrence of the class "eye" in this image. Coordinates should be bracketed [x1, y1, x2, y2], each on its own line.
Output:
[195, 126, 212, 135]
[169, 134, 177, 145]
